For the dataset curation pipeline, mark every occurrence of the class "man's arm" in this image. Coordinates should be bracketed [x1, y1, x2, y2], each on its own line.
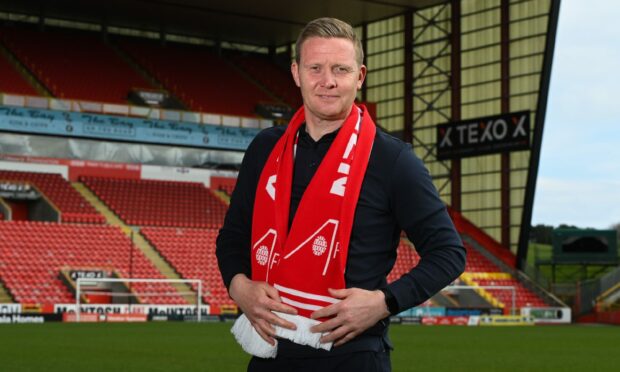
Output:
[386, 147, 467, 312]
[215, 138, 256, 289]
[311, 146, 466, 344]
[216, 130, 298, 345]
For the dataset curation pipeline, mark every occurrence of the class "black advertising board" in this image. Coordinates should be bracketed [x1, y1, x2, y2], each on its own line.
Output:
[0, 314, 63, 323]
[69, 270, 105, 281]
[0, 182, 40, 200]
[436, 111, 530, 160]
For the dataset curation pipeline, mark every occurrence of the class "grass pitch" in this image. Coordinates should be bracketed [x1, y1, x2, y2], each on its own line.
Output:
[0, 322, 618, 371]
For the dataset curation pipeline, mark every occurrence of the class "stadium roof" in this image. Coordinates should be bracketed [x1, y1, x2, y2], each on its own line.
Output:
[0, 0, 447, 46]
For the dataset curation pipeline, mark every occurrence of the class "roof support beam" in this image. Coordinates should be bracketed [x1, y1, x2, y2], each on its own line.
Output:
[450, 0, 461, 212]
[517, 0, 562, 269]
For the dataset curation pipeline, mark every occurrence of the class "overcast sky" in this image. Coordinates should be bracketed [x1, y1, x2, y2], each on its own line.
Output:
[532, 0, 620, 229]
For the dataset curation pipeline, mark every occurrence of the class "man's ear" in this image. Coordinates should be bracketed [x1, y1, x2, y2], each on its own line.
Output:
[291, 62, 301, 88]
[357, 64, 367, 90]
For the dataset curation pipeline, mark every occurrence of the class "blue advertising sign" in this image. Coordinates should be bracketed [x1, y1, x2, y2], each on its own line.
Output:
[0, 105, 260, 151]
[399, 307, 446, 317]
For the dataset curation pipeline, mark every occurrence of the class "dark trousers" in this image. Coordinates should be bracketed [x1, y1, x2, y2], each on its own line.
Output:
[247, 350, 391, 372]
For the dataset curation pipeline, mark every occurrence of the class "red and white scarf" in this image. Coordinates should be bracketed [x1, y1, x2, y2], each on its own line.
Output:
[251, 104, 376, 318]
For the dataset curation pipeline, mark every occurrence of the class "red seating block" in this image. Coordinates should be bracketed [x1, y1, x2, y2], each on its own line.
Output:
[82, 177, 227, 228]
[229, 52, 302, 109]
[0, 170, 104, 223]
[0, 25, 153, 104]
[473, 278, 548, 309]
[0, 52, 38, 96]
[141, 227, 232, 307]
[117, 38, 276, 116]
[0, 221, 186, 304]
[463, 243, 501, 272]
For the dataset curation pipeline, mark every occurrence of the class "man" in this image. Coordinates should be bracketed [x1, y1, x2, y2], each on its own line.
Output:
[216, 17, 466, 371]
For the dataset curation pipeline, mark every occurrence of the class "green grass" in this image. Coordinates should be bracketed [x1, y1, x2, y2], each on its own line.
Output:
[1, 323, 619, 371]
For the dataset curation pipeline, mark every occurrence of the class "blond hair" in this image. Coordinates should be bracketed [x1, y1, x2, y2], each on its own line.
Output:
[295, 17, 364, 66]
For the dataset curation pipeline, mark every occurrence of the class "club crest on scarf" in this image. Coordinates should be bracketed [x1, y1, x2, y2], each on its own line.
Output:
[251, 104, 376, 318]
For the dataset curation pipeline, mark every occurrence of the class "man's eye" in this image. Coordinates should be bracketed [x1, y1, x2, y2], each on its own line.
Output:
[335, 67, 350, 74]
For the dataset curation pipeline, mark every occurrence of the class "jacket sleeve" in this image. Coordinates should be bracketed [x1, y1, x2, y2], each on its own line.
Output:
[386, 147, 467, 312]
[215, 136, 263, 290]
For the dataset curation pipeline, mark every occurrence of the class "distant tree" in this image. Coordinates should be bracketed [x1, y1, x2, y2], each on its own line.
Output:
[530, 224, 554, 245]
[558, 223, 579, 229]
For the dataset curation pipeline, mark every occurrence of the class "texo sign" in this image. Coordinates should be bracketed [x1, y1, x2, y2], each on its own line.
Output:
[436, 111, 530, 160]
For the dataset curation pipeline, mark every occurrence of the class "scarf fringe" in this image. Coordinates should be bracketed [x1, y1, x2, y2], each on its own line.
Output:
[231, 312, 333, 358]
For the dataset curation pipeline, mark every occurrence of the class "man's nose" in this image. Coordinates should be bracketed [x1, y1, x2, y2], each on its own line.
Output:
[319, 70, 336, 88]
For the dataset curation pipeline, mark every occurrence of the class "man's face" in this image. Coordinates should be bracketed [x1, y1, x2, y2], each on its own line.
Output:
[291, 37, 366, 123]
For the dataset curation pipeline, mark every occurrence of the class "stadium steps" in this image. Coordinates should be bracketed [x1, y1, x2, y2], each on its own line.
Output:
[212, 190, 231, 205]
[0, 280, 14, 303]
[430, 292, 459, 307]
[108, 42, 166, 90]
[72, 182, 133, 235]
[461, 234, 564, 307]
[460, 274, 504, 309]
[597, 282, 620, 311]
[71, 182, 197, 304]
[0, 40, 51, 97]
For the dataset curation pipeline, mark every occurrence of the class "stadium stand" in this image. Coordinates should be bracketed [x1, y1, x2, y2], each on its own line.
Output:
[463, 243, 501, 273]
[0, 0, 567, 330]
[116, 38, 276, 116]
[0, 221, 186, 304]
[82, 177, 227, 228]
[0, 167, 550, 313]
[0, 52, 38, 96]
[0, 170, 104, 224]
[464, 274, 548, 308]
[387, 238, 548, 310]
[485, 278, 546, 308]
[141, 227, 233, 307]
[0, 26, 153, 104]
[229, 52, 302, 109]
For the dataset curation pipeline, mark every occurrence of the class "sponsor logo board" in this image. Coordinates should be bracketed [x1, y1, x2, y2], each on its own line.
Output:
[437, 111, 530, 159]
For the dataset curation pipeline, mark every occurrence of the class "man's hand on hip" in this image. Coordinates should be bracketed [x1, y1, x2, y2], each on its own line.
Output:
[310, 288, 390, 347]
[228, 274, 298, 345]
